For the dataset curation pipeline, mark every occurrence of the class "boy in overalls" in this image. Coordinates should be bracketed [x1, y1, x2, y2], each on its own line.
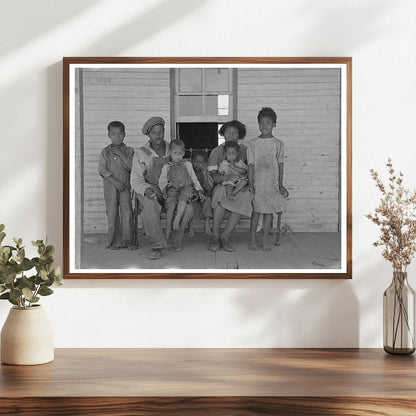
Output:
[98, 121, 135, 250]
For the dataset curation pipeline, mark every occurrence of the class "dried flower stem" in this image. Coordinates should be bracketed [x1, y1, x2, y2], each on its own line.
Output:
[366, 159, 416, 272]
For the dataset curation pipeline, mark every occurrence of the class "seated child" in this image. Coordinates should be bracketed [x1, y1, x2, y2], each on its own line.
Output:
[219, 141, 248, 197]
[188, 150, 214, 236]
[159, 139, 205, 240]
[98, 121, 135, 250]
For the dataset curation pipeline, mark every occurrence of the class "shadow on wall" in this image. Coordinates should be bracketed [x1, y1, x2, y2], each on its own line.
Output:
[233, 280, 359, 348]
[289, 0, 394, 52]
[1, 0, 102, 56]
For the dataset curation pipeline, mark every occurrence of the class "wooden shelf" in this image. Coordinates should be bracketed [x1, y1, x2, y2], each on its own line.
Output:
[1, 348, 415, 415]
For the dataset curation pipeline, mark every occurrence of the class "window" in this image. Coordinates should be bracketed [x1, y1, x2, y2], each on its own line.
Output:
[174, 68, 234, 122]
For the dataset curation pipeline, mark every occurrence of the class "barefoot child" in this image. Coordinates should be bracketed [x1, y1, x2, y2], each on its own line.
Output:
[98, 121, 135, 250]
[219, 141, 248, 198]
[189, 150, 214, 236]
[247, 107, 289, 251]
[159, 139, 205, 240]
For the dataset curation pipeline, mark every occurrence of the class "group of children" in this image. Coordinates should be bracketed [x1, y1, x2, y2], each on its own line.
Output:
[98, 107, 288, 252]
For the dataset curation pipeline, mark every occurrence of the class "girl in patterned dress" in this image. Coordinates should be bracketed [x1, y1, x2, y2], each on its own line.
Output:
[247, 107, 289, 251]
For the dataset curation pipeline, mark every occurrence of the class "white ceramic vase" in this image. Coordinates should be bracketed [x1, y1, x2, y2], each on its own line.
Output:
[1, 305, 54, 365]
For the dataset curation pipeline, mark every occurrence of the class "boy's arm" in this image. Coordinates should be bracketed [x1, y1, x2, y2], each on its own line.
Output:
[201, 167, 214, 191]
[98, 149, 112, 179]
[186, 161, 203, 191]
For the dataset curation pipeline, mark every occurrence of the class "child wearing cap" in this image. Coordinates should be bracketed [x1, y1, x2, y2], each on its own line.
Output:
[159, 139, 205, 241]
[98, 121, 135, 250]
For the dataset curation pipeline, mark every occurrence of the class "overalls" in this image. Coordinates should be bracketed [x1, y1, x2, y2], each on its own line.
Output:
[102, 145, 133, 247]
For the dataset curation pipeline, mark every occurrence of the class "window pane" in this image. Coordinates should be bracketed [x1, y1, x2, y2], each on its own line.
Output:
[218, 94, 229, 116]
[178, 95, 203, 116]
[205, 95, 218, 116]
[205, 68, 229, 92]
[179, 69, 203, 92]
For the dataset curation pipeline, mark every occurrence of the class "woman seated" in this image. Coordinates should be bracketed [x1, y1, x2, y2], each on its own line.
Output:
[207, 120, 253, 252]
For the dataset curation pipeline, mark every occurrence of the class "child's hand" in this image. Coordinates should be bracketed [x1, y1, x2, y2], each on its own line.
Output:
[279, 185, 289, 198]
[115, 180, 126, 191]
[197, 190, 206, 201]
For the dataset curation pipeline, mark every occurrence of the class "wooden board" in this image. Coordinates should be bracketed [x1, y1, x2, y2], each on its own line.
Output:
[1, 349, 416, 415]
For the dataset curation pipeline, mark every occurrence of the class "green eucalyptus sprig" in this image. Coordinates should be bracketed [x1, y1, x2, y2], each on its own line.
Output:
[0, 224, 62, 309]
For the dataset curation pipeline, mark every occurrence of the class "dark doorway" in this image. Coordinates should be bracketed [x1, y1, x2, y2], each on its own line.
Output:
[177, 123, 219, 159]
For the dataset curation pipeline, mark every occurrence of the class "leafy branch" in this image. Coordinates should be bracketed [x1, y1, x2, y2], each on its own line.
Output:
[0, 224, 62, 309]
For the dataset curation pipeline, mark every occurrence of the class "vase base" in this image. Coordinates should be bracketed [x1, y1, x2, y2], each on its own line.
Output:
[384, 346, 415, 355]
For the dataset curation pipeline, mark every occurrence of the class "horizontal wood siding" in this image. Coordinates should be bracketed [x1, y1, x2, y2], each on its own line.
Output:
[82, 69, 170, 233]
[238, 68, 341, 232]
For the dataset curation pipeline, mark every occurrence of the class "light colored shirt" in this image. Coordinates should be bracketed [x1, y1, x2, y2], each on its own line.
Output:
[130, 140, 170, 196]
[159, 160, 203, 192]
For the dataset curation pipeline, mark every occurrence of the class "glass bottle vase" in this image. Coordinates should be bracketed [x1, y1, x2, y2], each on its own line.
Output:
[383, 271, 415, 355]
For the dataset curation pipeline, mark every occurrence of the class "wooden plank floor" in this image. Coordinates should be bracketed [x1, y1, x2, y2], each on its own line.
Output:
[80, 231, 341, 270]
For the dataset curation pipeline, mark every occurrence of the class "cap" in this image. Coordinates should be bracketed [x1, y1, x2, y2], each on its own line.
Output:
[142, 117, 165, 135]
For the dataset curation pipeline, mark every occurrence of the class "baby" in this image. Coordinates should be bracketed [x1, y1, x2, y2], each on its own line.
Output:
[219, 141, 248, 197]
[159, 139, 205, 240]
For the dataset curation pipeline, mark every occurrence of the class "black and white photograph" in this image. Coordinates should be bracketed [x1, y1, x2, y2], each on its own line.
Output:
[63, 57, 352, 278]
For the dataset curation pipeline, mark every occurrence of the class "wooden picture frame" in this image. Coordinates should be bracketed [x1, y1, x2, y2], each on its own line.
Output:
[63, 57, 352, 279]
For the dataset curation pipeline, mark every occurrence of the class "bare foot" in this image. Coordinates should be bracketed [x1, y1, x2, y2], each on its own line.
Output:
[107, 244, 121, 250]
[128, 244, 139, 251]
[262, 234, 273, 251]
[188, 223, 195, 237]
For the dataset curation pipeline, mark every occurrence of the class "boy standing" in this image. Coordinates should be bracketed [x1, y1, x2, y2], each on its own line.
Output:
[98, 121, 135, 250]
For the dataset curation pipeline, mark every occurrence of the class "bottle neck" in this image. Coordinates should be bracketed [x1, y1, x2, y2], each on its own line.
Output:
[393, 271, 408, 284]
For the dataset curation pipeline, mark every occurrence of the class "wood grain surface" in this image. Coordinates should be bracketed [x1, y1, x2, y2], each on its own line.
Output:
[1, 348, 415, 415]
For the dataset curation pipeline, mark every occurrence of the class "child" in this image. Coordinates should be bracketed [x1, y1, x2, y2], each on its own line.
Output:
[189, 150, 214, 236]
[98, 121, 135, 250]
[159, 139, 205, 240]
[219, 141, 248, 197]
[247, 107, 289, 251]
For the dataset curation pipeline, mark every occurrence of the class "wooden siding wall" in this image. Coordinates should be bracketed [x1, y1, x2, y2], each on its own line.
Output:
[238, 68, 341, 232]
[82, 69, 171, 233]
[81, 68, 340, 234]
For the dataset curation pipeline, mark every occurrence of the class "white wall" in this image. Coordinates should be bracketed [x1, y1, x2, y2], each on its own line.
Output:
[1, 0, 415, 347]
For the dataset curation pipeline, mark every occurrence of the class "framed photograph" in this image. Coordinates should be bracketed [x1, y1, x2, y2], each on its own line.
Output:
[63, 57, 352, 279]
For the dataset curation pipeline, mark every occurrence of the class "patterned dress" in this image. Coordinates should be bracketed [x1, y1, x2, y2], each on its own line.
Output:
[247, 136, 286, 214]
